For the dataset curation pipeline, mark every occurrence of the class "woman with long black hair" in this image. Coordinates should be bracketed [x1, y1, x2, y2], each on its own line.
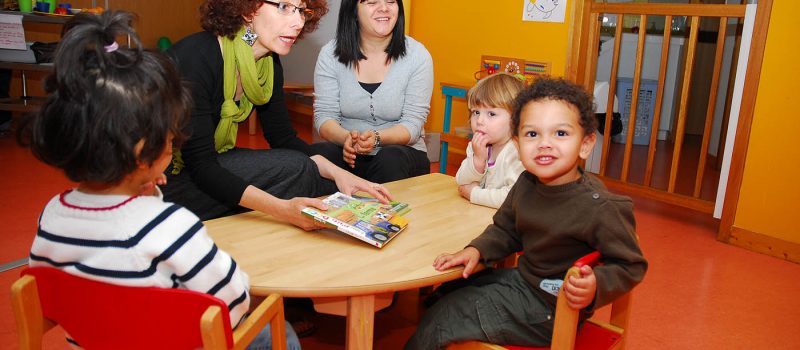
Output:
[313, 0, 433, 183]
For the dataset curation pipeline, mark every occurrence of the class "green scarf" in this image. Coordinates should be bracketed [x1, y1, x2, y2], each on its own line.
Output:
[216, 27, 274, 152]
[172, 27, 274, 174]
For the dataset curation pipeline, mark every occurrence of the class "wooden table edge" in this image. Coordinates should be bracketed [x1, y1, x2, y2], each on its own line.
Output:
[248, 268, 465, 298]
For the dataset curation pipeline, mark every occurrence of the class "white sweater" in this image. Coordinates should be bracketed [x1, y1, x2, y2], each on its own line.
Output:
[29, 189, 251, 326]
[455, 142, 525, 208]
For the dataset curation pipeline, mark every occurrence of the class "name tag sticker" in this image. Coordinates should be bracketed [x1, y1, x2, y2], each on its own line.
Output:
[539, 279, 563, 297]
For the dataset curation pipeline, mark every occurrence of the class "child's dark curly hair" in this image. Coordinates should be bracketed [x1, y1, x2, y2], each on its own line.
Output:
[16, 11, 192, 185]
[200, 0, 329, 40]
[512, 77, 598, 136]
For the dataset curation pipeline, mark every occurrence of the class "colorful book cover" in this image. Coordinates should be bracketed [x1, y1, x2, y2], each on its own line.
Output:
[302, 192, 410, 248]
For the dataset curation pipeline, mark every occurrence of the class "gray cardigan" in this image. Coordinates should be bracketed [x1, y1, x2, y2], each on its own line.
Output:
[313, 36, 433, 154]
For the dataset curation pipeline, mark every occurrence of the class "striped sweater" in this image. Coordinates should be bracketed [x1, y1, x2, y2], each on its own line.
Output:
[29, 189, 250, 326]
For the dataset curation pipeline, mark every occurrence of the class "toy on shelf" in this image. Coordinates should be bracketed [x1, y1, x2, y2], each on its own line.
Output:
[157, 36, 172, 52]
[54, 3, 70, 15]
[477, 55, 550, 84]
[82, 6, 104, 14]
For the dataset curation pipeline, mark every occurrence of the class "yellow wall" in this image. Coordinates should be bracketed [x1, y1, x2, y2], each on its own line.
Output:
[410, 1, 574, 133]
[411, 1, 799, 246]
[733, 1, 800, 244]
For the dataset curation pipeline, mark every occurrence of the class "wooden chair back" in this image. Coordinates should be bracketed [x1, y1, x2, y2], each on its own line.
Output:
[10, 267, 286, 350]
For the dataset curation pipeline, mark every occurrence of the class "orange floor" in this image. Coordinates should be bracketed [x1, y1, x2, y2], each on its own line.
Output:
[1, 124, 799, 349]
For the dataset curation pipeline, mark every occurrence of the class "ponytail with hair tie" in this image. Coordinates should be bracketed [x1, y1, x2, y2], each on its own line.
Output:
[104, 41, 119, 53]
[16, 10, 192, 185]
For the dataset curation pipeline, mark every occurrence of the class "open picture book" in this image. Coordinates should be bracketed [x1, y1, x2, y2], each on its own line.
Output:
[302, 192, 410, 248]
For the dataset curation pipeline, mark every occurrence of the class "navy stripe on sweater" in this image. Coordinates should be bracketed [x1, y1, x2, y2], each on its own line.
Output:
[36, 204, 182, 247]
[207, 260, 237, 295]
[29, 220, 204, 279]
[176, 245, 219, 283]
[229, 290, 248, 314]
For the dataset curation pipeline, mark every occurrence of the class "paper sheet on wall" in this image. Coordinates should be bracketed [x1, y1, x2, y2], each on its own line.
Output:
[714, 4, 756, 219]
[523, 0, 567, 23]
[0, 14, 26, 50]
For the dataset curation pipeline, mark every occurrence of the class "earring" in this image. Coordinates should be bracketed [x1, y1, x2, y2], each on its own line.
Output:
[241, 25, 258, 46]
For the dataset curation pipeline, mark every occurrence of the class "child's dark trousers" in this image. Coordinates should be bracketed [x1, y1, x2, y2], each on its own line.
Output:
[405, 268, 555, 350]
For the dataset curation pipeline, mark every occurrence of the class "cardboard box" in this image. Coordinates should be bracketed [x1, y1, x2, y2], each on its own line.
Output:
[423, 132, 440, 162]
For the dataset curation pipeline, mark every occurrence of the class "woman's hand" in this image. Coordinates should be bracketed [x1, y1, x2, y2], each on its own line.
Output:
[310, 155, 393, 203]
[275, 197, 331, 231]
[471, 132, 490, 173]
[458, 182, 478, 200]
[355, 130, 377, 154]
[564, 265, 597, 310]
[343, 130, 359, 168]
[240, 186, 331, 231]
[333, 170, 392, 203]
[433, 247, 481, 279]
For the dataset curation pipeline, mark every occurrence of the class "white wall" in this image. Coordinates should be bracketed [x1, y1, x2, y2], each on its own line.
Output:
[708, 19, 739, 157]
[282, 0, 341, 84]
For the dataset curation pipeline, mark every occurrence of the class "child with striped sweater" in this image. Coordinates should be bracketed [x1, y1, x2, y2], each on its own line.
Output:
[16, 11, 298, 350]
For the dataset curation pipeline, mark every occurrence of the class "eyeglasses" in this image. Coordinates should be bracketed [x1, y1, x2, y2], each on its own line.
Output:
[262, 0, 314, 21]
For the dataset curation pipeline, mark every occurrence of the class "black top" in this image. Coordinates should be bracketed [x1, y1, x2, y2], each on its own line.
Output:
[358, 81, 381, 94]
[167, 31, 314, 206]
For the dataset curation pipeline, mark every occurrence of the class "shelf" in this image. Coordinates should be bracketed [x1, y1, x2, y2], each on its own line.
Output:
[0, 63, 53, 113]
[0, 62, 53, 72]
[0, 11, 64, 113]
[0, 96, 46, 112]
[0, 10, 71, 24]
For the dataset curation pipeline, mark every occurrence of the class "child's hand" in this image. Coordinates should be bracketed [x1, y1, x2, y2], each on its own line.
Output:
[433, 247, 481, 279]
[471, 132, 490, 172]
[458, 182, 478, 200]
[564, 265, 597, 310]
[138, 173, 166, 196]
[342, 130, 359, 168]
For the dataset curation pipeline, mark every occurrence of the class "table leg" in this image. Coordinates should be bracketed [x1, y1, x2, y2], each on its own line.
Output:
[346, 294, 375, 350]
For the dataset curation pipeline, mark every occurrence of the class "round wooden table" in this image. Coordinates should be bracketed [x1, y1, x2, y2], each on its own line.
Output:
[205, 173, 496, 350]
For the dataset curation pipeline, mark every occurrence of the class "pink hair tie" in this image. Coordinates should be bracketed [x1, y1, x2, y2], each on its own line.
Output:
[104, 41, 119, 53]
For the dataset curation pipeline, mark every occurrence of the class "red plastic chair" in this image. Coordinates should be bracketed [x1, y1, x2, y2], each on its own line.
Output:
[448, 251, 633, 350]
[10, 267, 286, 350]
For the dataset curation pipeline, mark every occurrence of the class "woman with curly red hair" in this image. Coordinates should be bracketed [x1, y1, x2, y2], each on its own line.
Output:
[164, 0, 393, 229]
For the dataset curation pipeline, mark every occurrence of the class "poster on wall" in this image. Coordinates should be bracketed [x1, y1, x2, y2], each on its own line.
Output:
[0, 14, 26, 50]
[523, 0, 567, 23]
